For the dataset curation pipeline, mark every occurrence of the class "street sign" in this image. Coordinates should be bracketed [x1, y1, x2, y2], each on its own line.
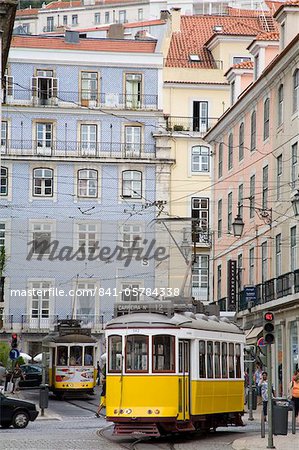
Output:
[257, 337, 266, 347]
[244, 286, 257, 303]
[9, 349, 20, 360]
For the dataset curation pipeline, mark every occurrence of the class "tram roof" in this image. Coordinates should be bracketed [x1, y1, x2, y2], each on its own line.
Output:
[105, 312, 243, 334]
[44, 333, 97, 344]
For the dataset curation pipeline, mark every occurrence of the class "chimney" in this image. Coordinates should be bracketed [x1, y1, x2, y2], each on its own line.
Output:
[107, 23, 124, 39]
[65, 30, 80, 44]
[171, 7, 181, 33]
[160, 10, 171, 21]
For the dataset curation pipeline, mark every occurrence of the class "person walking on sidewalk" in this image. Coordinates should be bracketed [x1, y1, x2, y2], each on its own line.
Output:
[11, 363, 25, 394]
[290, 372, 299, 424]
[259, 371, 271, 421]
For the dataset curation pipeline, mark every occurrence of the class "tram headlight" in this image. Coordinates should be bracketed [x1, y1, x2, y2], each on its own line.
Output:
[114, 409, 118, 414]
[147, 409, 153, 414]
[154, 409, 160, 414]
[125, 409, 132, 414]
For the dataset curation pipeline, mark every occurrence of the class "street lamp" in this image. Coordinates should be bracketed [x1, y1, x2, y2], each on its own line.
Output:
[232, 202, 272, 237]
[232, 203, 245, 237]
[292, 189, 299, 217]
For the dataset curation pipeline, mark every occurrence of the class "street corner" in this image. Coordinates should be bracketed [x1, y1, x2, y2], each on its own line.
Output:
[232, 434, 299, 450]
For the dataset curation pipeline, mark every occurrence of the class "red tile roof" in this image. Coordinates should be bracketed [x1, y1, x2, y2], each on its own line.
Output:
[232, 60, 254, 69]
[274, 0, 299, 16]
[166, 12, 278, 69]
[16, 8, 39, 17]
[74, 19, 166, 33]
[11, 35, 157, 53]
[44, 1, 81, 9]
[256, 31, 280, 40]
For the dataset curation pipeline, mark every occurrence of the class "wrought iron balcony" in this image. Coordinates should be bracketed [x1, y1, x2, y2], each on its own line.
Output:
[165, 116, 219, 135]
[20, 314, 104, 332]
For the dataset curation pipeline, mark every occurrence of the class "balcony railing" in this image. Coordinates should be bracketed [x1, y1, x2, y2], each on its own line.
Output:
[1, 140, 156, 159]
[165, 116, 219, 135]
[20, 314, 104, 332]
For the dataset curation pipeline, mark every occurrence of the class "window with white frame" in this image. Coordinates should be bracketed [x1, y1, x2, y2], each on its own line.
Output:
[1, 167, 8, 196]
[261, 241, 268, 283]
[227, 192, 232, 232]
[76, 281, 96, 316]
[262, 165, 268, 210]
[1, 121, 7, 150]
[217, 264, 221, 300]
[250, 110, 256, 151]
[291, 226, 297, 272]
[192, 255, 208, 294]
[228, 133, 233, 170]
[218, 143, 223, 178]
[249, 247, 255, 285]
[46, 16, 54, 32]
[239, 122, 244, 161]
[276, 233, 282, 277]
[4, 71, 13, 101]
[63, 15, 67, 25]
[124, 126, 141, 155]
[191, 146, 209, 172]
[293, 69, 299, 113]
[77, 169, 98, 198]
[291, 142, 298, 189]
[191, 197, 209, 243]
[32, 70, 57, 105]
[81, 72, 98, 104]
[217, 199, 222, 238]
[119, 10, 126, 23]
[33, 168, 53, 197]
[32, 223, 53, 255]
[122, 170, 142, 198]
[193, 101, 208, 132]
[138, 8, 143, 20]
[30, 281, 51, 319]
[278, 84, 284, 126]
[78, 223, 97, 254]
[72, 14, 78, 25]
[0, 223, 5, 249]
[238, 183, 243, 218]
[81, 124, 97, 154]
[250, 174, 255, 219]
[263, 98, 270, 140]
[121, 282, 141, 301]
[94, 13, 101, 24]
[122, 224, 142, 252]
[105, 12, 110, 23]
[277, 154, 282, 200]
[125, 73, 142, 109]
[36, 123, 53, 150]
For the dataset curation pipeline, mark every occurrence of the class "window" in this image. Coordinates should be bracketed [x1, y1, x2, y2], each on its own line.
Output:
[76, 281, 96, 317]
[78, 223, 97, 253]
[30, 281, 50, 319]
[105, 12, 109, 23]
[238, 184, 243, 218]
[32, 70, 57, 106]
[261, 241, 268, 283]
[193, 101, 208, 133]
[121, 283, 141, 301]
[276, 233, 282, 277]
[207, 341, 213, 378]
[108, 335, 122, 372]
[81, 124, 97, 154]
[1, 121, 7, 150]
[70, 346, 82, 366]
[138, 8, 143, 20]
[77, 169, 98, 198]
[198, 341, 206, 378]
[125, 73, 142, 109]
[22, 23, 30, 34]
[94, 13, 101, 24]
[119, 10, 126, 23]
[191, 146, 209, 172]
[57, 346, 67, 366]
[152, 335, 175, 372]
[72, 15, 78, 25]
[239, 122, 244, 161]
[63, 15, 67, 25]
[249, 247, 255, 285]
[293, 69, 299, 113]
[0, 167, 8, 196]
[228, 133, 233, 170]
[217, 265, 221, 300]
[122, 224, 142, 252]
[217, 199, 222, 238]
[233, 56, 252, 64]
[36, 123, 53, 150]
[4, 72, 13, 102]
[263, 98, 270, 140]
[218, 143, 223, 178]
[262, 165, 268, 209]
[84, 346, 94, 366]
[126, 335, 148, 372]
[278, 84, 284, 126]
[47, 16, 54, 32]
[291, 226, 297, 272]
[192, 255, 208, 300]
[291, 142, 298, 189]
[277, 154, 282, 200]
[221, 342, 228, 378]
[227, 192, 232, 232]
[0, 223, 5, 249]
[122, 170, 142, 198]
[32, 223, 52, 255]
[191, 197, 209, 240]
[250, 111, 256, 151]
[250, 174, 255, 218]
[235, 344, 241, 378]
[81, 72, 98, 105]
[214, 342, 221, 378]
[124, 126, 141, 156]
[33, 168, 53, 197]
[229, 343, 235, 378]
[231, 80, 235, 105]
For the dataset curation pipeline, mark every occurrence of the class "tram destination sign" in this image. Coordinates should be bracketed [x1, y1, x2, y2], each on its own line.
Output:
[115, 301, 173, 316]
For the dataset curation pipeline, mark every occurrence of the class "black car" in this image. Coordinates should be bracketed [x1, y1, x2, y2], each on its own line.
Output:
[0, 392, 39, 428]
[20, 364, 42, 387]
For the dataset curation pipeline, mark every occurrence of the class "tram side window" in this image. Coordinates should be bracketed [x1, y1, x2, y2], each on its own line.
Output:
[199, 340, 206, 378]
[235, 344, 241, 378]
[153, 335, 175, 372]
[57, 346, 67, 366]
[84, 346, 94, 366]
[126, 335, 148, 372]
[70, 346, 82, 366]
[214, 342, 221, 378]
[108, 335, 122, 372]
[229, 343, 235, 378]
[221, 342, 228, 378]
[207, 341, 213, 378]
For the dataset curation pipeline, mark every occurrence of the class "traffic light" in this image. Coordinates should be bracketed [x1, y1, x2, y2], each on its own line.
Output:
[263, 311, 275, 344]
[11, 333, 18, 349]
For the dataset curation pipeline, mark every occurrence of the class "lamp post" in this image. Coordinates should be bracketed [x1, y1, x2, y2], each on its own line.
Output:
[232, 203, 245, 237]
[232, 202, 272, 237]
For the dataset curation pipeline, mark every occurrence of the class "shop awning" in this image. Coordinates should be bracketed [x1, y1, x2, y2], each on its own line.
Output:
[245, 326, 263, 344]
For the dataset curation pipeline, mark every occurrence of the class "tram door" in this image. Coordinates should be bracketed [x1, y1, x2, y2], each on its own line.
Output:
[178, 340, 190, 421]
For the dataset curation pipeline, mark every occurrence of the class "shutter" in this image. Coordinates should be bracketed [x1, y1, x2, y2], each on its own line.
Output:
[52, 78, 58, 98]
[32, 77, 38, 97]
[6, 76, 13, 96]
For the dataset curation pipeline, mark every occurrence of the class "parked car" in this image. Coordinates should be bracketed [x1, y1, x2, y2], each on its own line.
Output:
[20, 364, 42, 387]
[0, 392, 39, 428]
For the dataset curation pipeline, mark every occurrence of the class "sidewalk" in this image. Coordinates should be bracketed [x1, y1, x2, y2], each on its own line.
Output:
[232, 434, 299, 450]
[10, 390, 61, 421]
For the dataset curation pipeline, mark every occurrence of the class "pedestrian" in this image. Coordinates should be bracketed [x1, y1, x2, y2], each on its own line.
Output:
[254, 364, 262, 404]
[292, 368, 299, 382]
[11, 362, 25, 394]
[95, 375, 106, 417]
[259, 372, 269, 421]
[0, 362, 7, 387]
[290, 372, 299, 424]
[96, 361, 101, 386]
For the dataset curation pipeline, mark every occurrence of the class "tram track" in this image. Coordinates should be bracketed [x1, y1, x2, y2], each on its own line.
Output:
[65, 398, 99, 414]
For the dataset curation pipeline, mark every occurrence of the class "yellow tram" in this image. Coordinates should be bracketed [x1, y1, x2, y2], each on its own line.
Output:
[105, 311, 245, 436]
[43, 320, 97, 398]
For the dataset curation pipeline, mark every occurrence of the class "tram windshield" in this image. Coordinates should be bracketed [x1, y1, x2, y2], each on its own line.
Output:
[108, 335, 122, 372]
[84, 346, 94, 366]
[126, 335, 148, 372]
[57, 346, 67, 366]
[152, 335, 175, 372]
[70, 345, 83, 366]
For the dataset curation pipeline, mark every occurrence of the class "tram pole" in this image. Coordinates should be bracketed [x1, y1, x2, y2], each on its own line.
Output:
[267, 343, 275, 449]
[248, 360, 254, 421]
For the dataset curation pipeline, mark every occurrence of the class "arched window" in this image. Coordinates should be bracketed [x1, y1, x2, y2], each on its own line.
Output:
[263, 98, 270, 140]
[278, 84, 284, 126]
[122, 170, 142, 198]
[239, 122, 244, 161]
[250, 111, 256, 151]
[33, 168, 53, 197]
[228, 133, 233, 170]
[77, 169, 98, 198]
[293, 69, 299, 113]
[0, 167, 8, 196]
[191, 146, 209, 172]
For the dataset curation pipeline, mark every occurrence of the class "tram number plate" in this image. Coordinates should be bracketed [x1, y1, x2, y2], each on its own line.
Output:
[132, 329, 140, 333]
